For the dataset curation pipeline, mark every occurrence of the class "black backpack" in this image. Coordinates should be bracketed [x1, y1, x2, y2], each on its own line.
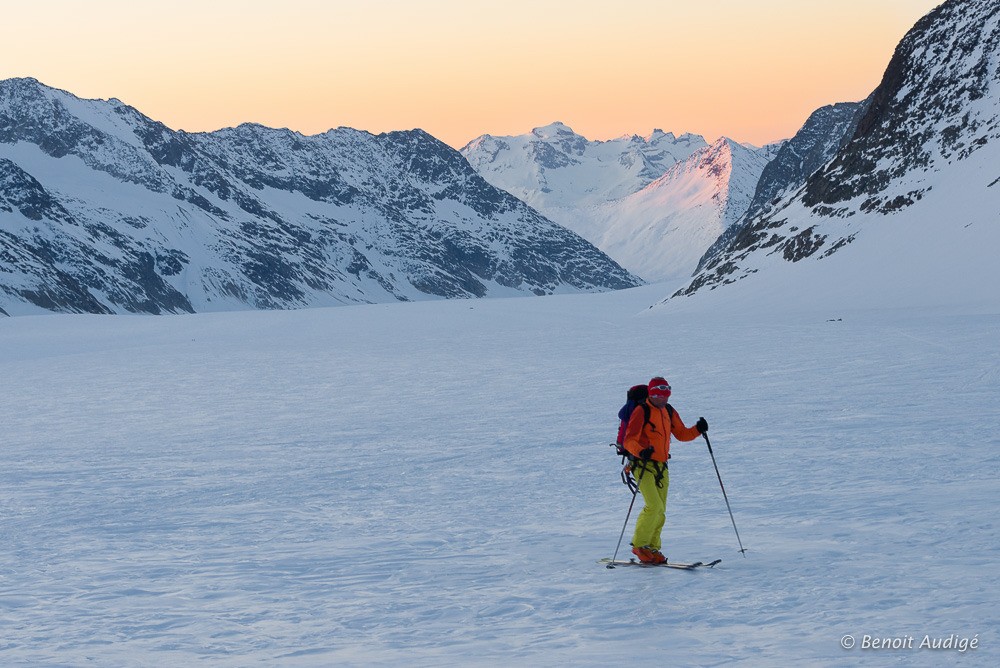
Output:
[614, 384, 674, 455]
[614, 384, 649, 454]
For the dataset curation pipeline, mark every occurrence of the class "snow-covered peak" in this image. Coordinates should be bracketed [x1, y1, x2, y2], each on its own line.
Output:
[697, 136, 738, 168]
[530, 121, 578, 140]
[644, 137, 757, 194]
[646, 128, 676, 142]
[613, 129, 678, 144]
[674, 132, 703, 144]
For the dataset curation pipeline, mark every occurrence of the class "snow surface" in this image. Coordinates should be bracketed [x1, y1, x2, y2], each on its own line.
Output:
[2, 284, 998, 665]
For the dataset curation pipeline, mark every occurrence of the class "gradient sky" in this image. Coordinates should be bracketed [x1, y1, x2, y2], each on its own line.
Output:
[3, 0, 943, 147]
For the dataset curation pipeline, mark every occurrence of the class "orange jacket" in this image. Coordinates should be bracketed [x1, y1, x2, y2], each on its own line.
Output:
[623, 402, 701, 463]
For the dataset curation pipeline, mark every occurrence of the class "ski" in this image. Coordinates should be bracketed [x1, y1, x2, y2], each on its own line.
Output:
[600, 558, 721, 570]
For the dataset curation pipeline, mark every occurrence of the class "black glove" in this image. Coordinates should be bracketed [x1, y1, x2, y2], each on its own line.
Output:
[696, 417, 708, 434]
[639, 446, 654, 461]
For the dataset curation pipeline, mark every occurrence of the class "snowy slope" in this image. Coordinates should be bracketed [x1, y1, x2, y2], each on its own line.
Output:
[569, 138, 776, 281]
[1, 286, 998, 665]
[672, 0, 1000, 312]
[0, 80, 639, 316]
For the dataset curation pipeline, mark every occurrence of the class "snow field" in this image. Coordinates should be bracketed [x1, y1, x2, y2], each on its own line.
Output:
[1, 284, 998, 665]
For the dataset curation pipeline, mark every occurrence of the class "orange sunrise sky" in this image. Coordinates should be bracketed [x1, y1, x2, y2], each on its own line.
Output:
[2, 0, 943, 148]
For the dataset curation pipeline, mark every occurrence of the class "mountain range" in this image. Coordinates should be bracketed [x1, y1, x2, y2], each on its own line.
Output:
[0, 80, 638, 316]
[462, 122, 709, 210]
[462, 123, 781, 281]
[1, 0, 995, 318]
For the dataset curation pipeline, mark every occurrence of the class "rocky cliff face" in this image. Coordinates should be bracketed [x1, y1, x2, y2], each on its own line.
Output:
[674, 0, 1000, 300]
[695, 100, 869, 273]
[0, 80, 639, 315]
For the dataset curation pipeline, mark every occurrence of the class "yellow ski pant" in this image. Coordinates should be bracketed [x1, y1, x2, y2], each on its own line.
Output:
[631, 462, 670, 551]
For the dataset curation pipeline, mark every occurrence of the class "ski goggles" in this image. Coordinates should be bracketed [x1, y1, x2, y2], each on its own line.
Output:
[650, 384, 671, 391]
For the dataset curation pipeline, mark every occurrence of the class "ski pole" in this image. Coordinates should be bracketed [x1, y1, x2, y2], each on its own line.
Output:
[607, 459, 649, 568]
[703, 433, 747, 557]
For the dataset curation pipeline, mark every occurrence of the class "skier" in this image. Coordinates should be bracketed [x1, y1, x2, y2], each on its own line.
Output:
[621, 376, 708, 564]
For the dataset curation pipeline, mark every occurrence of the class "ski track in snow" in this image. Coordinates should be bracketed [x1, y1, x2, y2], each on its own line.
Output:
[1, 285, 998, 665]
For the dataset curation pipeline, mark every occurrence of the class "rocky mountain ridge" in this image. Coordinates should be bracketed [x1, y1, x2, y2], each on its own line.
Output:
[0, 79, 639, 315]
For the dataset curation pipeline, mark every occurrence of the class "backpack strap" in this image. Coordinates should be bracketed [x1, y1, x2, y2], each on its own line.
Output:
[619, 400, 671, 464]
[642, 402, 674, 430]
